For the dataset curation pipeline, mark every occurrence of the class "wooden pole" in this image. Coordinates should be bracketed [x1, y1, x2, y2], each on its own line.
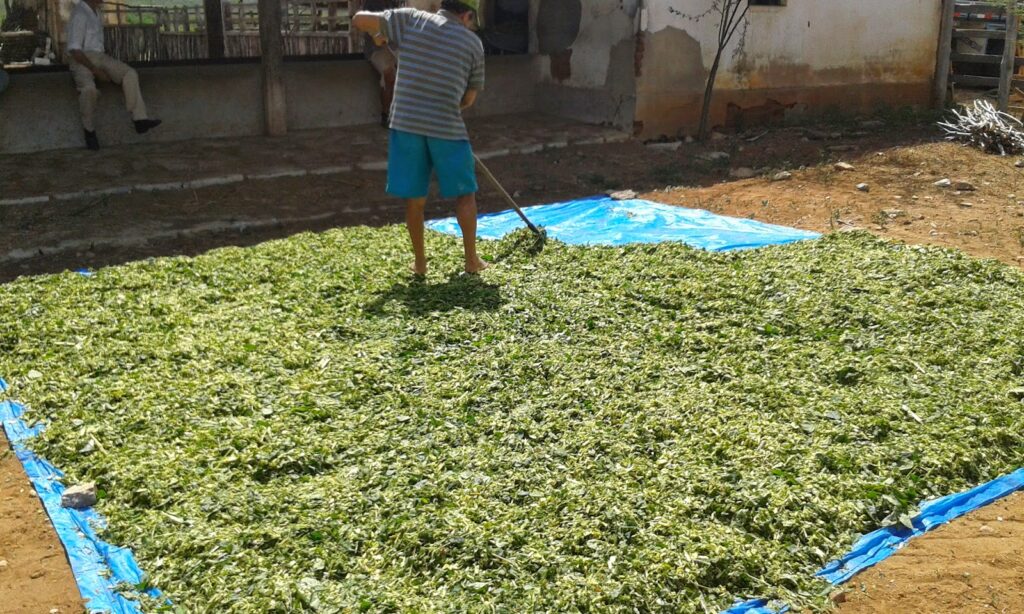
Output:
[933, 0, 955, 110]
[204, 0, 226, 57]
[999, 9, 1020, 113]
[259, 0, 288, 135]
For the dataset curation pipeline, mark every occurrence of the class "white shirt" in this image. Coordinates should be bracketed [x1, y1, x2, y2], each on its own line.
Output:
[66, 1, 104, 53]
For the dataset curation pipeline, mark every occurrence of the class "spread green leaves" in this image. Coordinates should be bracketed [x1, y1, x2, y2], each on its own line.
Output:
[2, 228, 1023, 612]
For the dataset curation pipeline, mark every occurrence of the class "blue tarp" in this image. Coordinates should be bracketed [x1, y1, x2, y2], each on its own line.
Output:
[427, 196, 821, 249]
[818, 467, 1024, 585]
[0, 378, 155, 614]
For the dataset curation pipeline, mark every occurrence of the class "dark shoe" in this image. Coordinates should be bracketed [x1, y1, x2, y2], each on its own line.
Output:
[134, 118, 162, 134]
[84, 130, 100, 151]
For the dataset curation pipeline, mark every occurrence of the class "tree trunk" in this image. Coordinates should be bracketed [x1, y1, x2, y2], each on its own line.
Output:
[698, 50, 724, 142]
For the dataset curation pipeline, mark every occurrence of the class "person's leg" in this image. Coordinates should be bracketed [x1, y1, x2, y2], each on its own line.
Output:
[370, 49, 397, 128]
[95, 54, 147, 121]
[70, 61, 99, 149]
[405, 197, 428, 275]
[382, 67, 396, 120]
[430, 137, 486, 273]
[386, 130, 433, 274]
[455, 193, 487, 273]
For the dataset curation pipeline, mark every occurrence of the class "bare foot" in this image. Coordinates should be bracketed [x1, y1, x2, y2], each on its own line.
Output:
[464, 258, 489, 274]
[410, 262, 427, 276]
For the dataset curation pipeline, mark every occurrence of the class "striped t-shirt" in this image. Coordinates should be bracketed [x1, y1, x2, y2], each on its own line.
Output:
[381, 8, 485, 141]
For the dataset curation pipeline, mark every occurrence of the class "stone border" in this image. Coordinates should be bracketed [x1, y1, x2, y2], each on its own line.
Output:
[0, 133, 631, 206]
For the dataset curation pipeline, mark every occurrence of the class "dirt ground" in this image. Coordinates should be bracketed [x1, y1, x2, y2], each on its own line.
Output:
[0, 446, 83, 614]
[835, 492, 1024, 614]
[2, 114, 1024, 613]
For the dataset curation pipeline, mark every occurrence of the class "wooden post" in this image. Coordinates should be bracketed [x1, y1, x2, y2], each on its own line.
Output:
[259, 0, 288, 135]
[999, 9, 1020, 113]
[933, 0, 955, 110]
[204, 0, 226, 57]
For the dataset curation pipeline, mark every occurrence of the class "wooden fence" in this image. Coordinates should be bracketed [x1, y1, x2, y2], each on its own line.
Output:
[98, 0, 357, 62]
[935, 0, 1024, 112]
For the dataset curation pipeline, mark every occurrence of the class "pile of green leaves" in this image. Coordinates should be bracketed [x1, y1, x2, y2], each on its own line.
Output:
[2, 228, 1024, 613]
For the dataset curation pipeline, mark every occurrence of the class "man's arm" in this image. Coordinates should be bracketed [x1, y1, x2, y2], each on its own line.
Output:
[462, 47, 484, 111]
[352, 12, 389, 46]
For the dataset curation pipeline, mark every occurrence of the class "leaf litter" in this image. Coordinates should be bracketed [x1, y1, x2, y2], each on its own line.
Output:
[1, 228, 1024, 612]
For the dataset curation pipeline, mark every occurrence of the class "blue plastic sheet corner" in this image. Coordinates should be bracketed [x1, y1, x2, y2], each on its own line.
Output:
[1, 377, 158, 613]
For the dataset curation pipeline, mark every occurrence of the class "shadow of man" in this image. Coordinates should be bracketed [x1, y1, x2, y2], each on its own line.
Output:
[363, 273, 505, 316]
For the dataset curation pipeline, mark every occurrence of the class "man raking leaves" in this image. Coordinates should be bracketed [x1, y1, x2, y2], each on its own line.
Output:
[353, 1, 488, 275]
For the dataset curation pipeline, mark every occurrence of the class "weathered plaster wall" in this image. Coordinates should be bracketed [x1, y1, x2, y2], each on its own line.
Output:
[0, 55, 535, 154]
[530, 0, 640, 128]
[636, 0, 942, 137]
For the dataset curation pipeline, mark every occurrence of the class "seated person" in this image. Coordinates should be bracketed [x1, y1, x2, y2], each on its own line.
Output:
[66, 0, 161, 150]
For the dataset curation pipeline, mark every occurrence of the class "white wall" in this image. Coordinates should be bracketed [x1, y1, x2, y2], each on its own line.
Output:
[636, 0, 942, 136]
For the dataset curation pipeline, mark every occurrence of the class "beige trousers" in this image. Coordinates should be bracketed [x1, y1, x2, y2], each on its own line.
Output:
[70, 52, 148, 131]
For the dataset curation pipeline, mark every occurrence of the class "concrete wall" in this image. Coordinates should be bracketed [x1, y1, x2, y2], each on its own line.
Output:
[635, 0, 943, 138]
[529, 0, 640, 129]
[0, 55, 536, 153]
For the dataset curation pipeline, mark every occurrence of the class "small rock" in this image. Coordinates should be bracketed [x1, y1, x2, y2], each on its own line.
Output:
[0, 559, 7, 569]
[834, 162, 856, 172]
[829, 132, 843, 139]
[710, 131, 727, 141]
[609, 190, 637, 201]
[512, 190, 522, 199]
[860, 119, 886, 129]
[61, 482, 97, 509]
[998, 516, 1005, 522]
[979, 524, 995, 533]
[1016, 159, 1024, 168]
[699, 151, 731, 162]
[958, 201, 974, 208]
[934, 178, 952, 188]
[856, 183, 870, 192]
[684, 135, 695, 144]
[30, 570, 45, 579]
[882, 209, 905, 218]
[954, 181, 976, 191]
[50, 610, 60, 614]
[830, 590, 849, 604]
[646, 141, 682, 152]
[729, 167, 757, 179]
[27, 369, 42, 379]
[772, 171, 793, 182]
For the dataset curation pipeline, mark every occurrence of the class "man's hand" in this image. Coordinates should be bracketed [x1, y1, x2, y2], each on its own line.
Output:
[92, 67, 111, 82]
[460, 89, 478, 111]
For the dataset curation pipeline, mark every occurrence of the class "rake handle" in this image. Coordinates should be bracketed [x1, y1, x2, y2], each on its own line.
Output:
[473, 154, 542, 236]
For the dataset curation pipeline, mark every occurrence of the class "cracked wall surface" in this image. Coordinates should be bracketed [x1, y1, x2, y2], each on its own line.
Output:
[634, 0, 942, 137]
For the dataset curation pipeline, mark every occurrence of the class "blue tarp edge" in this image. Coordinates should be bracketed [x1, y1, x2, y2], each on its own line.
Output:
[428, 196, 820, 251]
[0, 377, 157, 614]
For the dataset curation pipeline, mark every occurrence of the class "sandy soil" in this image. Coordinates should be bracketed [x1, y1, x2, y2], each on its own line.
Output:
[0, 444, 84, 614]
[835, 492, 1024, 614]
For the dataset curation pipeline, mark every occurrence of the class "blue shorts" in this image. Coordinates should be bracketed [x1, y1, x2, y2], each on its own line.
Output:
[386, 129, 478, 199]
